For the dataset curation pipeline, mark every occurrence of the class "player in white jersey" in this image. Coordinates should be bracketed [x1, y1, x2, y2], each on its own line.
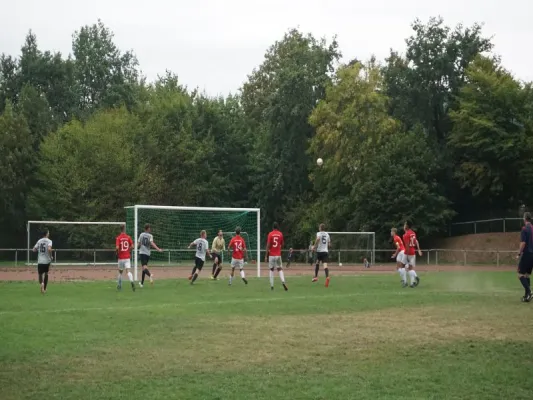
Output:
[188, 230, 212, 284]
[137, 223, 163, 287]
[312, 223, 331, 287]
[32, 229, 53, 294]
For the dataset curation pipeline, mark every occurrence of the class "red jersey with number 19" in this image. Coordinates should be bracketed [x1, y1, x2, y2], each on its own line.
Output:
[116, 233, 133, 260]
[267, 229, 284, 257]
[229, 235, 246, 260]
[393, 235, 405, 252]
[403, 229, 417, 256]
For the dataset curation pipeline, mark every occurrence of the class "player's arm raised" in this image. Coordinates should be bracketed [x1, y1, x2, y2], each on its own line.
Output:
[188, 240, 197, 249]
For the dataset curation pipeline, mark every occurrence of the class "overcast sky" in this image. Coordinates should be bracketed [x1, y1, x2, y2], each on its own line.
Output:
[1, 0, 531, 96]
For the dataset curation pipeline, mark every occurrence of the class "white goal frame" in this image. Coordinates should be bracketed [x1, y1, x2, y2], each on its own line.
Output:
[328, 232, 376, 266]
[26, 220, 125, 266]
[126, 205, 261, 281]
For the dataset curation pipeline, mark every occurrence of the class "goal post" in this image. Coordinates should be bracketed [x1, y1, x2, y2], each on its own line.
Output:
[328, 232, 376, 266]
[26, 220, 125, 266]
[125, 205, 261, 281]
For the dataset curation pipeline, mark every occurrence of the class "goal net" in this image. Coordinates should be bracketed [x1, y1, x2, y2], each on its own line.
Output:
[27, 220, 125, 266]
[328, 232, 375, 267]
[125, 205, 260, 281]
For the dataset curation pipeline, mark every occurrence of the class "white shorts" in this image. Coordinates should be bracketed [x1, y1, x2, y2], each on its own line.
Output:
[269, 256, 282, 269]
[231, 258, 244, 270]
[118, 259, 131, 270]
[396, 250, 407, 265]
[406, 254, 416, 267]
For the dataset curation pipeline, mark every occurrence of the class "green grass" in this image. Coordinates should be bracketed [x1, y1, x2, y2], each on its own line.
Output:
[1, 272, 532, 400]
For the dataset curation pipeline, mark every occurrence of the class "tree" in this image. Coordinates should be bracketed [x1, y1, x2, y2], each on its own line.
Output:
[308, 62, 453, 242]
[17, 84, 55, 148]
[449, 56, 532, 206]
[29, 108, 153, 226]
[241, 29, 340, 236]
[0, 102, 33, 246]
[72, 20, 139, 114]
[383, 17, 493, 142]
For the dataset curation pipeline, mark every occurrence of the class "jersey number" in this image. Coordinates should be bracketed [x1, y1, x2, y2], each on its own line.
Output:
[198, 243, 203, 251]
[409, 236, 416, 247]
[272, 237, 279, 248]
[234, 242, 243, 251]
[142, 237, 149, 247]
[321, 236, 327, 244]
[120, 241, 130, 252]
[39, 243, 47, 253]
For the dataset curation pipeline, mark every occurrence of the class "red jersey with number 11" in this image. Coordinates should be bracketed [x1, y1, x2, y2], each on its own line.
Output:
[403, 229, 417, 256]
[229, 235, 246, 260]
[116, 233, 134, 260]
[267, 229, 284, 257]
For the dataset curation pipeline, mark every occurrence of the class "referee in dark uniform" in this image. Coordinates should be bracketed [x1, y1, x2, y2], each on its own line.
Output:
[518, 212, 533, 302]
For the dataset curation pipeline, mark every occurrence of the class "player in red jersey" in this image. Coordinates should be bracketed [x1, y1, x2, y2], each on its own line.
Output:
[391, 228, 408, 288]
[228, 226, 248, 286]
[265, 222, 288, 291]
[403, 220, 422, 287]
[115, 224, 135, 292]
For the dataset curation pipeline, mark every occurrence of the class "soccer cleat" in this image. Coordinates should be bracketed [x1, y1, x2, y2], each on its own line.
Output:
[243, 278, 248, 285]
[526, 293, 533, 302]
[401, 281, 408, 288]
[312, 277, 318, 283]
[210, 276, 216, 280]
[150, 276, 154, 285]
[325, 277, 330, 288]
[131, 282, 136, 292]
[410, 284, 416, 288]
[271, 286, 274, 291]
[415, 276, 420, 286]
[139, 283, 144, 288]
[117, 284, 122, 291]
[283, 283, 288, 291]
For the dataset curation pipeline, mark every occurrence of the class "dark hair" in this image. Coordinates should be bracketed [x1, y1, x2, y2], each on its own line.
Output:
[273, 222, 279, 230]
[235, 226, 241, 235]
[120, 224, 126, 232]
[144, 223, 151, 231]
[319, 223, 325, 231]
[524, 212, 532, 222]
[404, 220, 412, 229]
[42, 229, 49, 237]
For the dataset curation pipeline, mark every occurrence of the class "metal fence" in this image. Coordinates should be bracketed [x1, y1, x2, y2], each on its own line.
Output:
[449, 218, 523, 236]
[0, 248, 517, 268]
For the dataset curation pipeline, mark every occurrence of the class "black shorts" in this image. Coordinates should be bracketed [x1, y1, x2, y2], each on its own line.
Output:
[518, 252, 533, 275]
[317, 252, 329, 263]
[212, 252, 221, 263]
[37, 264, 50, 274]
[195, 257, 205, 270]
[140, 254, 150, 266]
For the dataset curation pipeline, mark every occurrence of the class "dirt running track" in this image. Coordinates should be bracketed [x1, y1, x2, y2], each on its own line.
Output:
[0, 263, 513, 282]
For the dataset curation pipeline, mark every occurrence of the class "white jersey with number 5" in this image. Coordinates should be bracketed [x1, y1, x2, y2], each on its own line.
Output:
[194, 238, 209, 261]
[316, 232, 330, 253]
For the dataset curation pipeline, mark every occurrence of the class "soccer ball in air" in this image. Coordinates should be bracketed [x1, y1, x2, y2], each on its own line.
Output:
[317, 158, 323, 166]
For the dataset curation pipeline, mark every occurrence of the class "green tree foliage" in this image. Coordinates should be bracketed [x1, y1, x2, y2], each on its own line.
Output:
[0, 103, 33, 245]
[308, 62, 453, 240]
[29, 108, 152, 223]
[383, 17, 493, 141]
[449, 56, 533, 204]
[242, 29, 340, 234]
[72, 20, 139, 114]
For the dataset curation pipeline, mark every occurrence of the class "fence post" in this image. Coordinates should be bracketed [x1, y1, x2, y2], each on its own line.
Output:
[503, 219, 506, 233]
[427, 251, 430, 265]
[474, 222, 477, 234]
[93, 251, 96, 266]
[436, 250, 439, 266]
[497, 251, 500, 267]
[463, 250, 467, 266]
[168, 250, 171, 265]
[338, 251, 341, 266]
[15, 249, 18, 266]
[54, 250, 57, 263]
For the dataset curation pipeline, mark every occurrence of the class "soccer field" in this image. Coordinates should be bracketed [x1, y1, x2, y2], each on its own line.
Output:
[1, 272, 532, 400]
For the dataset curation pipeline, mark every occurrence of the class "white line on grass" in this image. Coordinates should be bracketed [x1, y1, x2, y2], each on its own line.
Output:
[0, 289, 515, 316]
